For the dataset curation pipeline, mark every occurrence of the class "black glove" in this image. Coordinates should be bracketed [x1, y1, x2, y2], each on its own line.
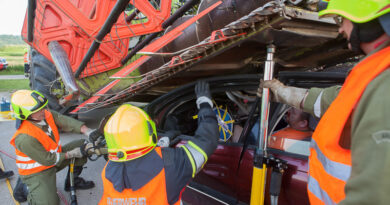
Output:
[195, 81, 211, 99]
[86, 129, 102, 143]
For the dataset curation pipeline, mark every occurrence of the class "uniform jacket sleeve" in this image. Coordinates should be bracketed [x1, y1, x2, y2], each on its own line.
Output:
[339, 69, 390, 205]
[162, 102, 219, 204]
[14, 134, 66, 166]
[50, 110, 84, 133]
[303, 85, 341, 119]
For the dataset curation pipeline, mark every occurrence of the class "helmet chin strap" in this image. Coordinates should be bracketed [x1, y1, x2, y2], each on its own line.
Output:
[350, 19, 385, 54]
[349, 25, 364, 54]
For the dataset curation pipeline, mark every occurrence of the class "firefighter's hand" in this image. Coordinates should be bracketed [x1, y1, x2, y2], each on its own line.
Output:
[79, 142, 100, 157]
[258, 79, 308, 109]
[65, 147, 83, 159]
[157, 137, 170, 147]
[195, 81, 213, 108]
[84, 128, 102, 143]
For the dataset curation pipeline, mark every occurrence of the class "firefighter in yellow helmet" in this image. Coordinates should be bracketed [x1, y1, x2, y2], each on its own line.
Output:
[10, 90, 101, 205]
[260, 0, 390, 204]
[99, 81, 219, 205]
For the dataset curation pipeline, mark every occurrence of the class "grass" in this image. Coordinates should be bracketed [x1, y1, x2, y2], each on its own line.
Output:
[0, 79, 29, 92]
[3, 55, 24, 66]
[0, 45, 26, 69]
[0, 65, 25, 75]
[0, 45, 26, 56]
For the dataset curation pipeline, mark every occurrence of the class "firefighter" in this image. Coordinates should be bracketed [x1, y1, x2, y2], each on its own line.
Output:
[99, 81, 219, 205]
[23, 48, 30, 77]
[261, 0, 390, 204]
[268, 108, 312, 155]
[10, 90, 101, 205]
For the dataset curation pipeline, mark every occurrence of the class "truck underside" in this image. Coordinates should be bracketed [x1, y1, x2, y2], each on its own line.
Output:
[22, 0, 356, 114]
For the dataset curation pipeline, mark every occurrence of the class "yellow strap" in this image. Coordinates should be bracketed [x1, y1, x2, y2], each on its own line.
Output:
[181, 146, 196, 178]
[188, 141, 208, 162]
[0, 155, 20, 205]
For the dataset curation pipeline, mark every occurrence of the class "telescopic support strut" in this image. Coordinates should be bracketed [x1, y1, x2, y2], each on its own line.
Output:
[250, 44, 276, 205]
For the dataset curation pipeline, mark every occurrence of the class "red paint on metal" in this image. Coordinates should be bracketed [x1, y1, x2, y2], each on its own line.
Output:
[71, 1, 222, 113]
[22, 0, 172, 78]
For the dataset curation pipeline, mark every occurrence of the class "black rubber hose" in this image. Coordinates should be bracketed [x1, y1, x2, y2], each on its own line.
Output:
[125, 9, 139, 23]
[27, 0, 36, 42]
[120, 0, 200, 65]
[75, 0, 131, 78]
[120, 32, 160, 65]
[237, 96, 261, 167]
[161, 0, 200, 28]
[238, 96, 261, 144]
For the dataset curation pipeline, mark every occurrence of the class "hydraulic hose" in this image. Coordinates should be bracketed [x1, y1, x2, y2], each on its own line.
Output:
[120, 0, 200, 65]
[75, 0, 131, 78]
[70, 158, 77, 205]
[27, 0, 36, 42]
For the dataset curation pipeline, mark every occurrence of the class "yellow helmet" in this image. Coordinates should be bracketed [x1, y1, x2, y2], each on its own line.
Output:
[104, 104, 157, 162]
[10, 90, 48, 120]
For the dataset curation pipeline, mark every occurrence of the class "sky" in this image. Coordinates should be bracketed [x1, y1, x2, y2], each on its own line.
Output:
[0, 0, 28, 35]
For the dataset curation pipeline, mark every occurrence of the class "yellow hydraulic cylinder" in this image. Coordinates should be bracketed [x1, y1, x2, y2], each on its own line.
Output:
[250, 164, 267, 205]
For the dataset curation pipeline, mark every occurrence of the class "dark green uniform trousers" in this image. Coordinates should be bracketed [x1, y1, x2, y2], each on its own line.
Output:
[21, 139, 87, 205]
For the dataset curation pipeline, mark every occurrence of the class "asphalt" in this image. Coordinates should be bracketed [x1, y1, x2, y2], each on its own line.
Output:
[0, 75, 27, 80]
[0, 94, 117, 205]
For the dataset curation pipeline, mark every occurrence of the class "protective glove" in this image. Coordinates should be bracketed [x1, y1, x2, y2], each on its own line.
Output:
[84, 128, 102, 143]
[195, 81, 213, 109]
[65, 147, 83, 159]
[157, 137, 170, 147]
[65, 143, 94, 159]
[81, 142, 95, 156]
[258, 79, 308, 109]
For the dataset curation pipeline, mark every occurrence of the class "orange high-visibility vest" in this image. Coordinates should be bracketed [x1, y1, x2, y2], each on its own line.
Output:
[308, 46, 390, 205]
[10, 110, 62, 175]
[23, 52, 29, 64]
[100, 147, 181, 205]
[269, 127, 312, 151]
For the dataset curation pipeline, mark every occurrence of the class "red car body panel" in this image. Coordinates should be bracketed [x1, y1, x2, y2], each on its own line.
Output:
[183, 144, 310, 204]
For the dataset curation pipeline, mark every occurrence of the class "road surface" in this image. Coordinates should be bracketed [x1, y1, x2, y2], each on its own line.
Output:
[0, 106, 116, 205]
[0, 75, 27, 80]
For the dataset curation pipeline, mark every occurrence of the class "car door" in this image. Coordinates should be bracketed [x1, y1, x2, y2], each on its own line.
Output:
[147, 72, 346, 205]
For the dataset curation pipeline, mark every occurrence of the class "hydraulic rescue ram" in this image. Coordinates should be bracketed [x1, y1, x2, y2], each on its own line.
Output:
[250, 44, 275, 205]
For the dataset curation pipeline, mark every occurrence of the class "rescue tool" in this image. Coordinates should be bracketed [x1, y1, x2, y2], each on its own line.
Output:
[250, 44, 275, 205]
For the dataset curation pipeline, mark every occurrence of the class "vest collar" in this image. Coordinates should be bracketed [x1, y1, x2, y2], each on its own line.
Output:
[105, 149, 164, 192]
[365, 39, 390, 58]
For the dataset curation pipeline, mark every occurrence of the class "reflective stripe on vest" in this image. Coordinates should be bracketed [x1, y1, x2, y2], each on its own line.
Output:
[99, 147, 181, 205]
[310, 139, 351, 182]
[10, 110, 62, 175]
[17, 162, 43, 170]
[308, 175, 336, 205]
[308, 46, 390, 204]
[24, 52, 29, 63]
